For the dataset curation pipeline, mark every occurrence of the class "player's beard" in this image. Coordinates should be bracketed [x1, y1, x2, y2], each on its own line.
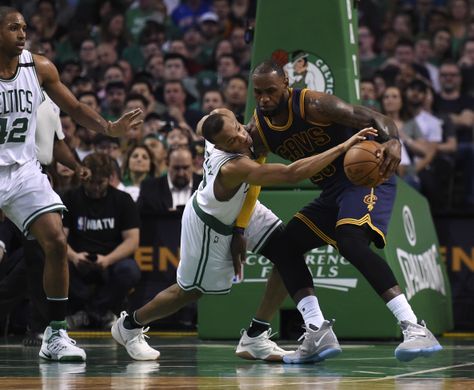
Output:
[260, 95, 287, 117]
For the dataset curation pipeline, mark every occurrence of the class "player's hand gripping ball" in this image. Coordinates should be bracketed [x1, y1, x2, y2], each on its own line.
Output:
[344, 140, 384, 187]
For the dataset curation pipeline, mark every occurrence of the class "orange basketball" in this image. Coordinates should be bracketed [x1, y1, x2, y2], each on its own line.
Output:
[343, 140, 383, 187]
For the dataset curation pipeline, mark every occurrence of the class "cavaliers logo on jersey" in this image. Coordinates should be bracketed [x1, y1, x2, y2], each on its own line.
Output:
[272, 49, 335, 94]
[363, 190, 378, 212]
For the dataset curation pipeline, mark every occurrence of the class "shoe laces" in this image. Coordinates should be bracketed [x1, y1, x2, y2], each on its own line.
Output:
[129, 327, 151, 346]
[297, 325, 314, 342]
[402, 323, 427, 340]
[48, 329, 77, 353]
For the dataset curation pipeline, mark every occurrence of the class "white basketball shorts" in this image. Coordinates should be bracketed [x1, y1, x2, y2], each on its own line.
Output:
[0, 159, 65, 236]
[177, 195, 282, 294]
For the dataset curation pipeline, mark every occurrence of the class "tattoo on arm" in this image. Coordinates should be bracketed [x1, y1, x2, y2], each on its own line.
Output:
[307, 94, 399, 142]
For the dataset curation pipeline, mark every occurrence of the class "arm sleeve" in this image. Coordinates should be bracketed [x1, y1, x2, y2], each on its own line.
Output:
[234, 156, 266, 229]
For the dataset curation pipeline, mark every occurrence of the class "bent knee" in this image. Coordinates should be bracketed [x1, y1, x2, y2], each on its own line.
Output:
[175, 285, 203, 300]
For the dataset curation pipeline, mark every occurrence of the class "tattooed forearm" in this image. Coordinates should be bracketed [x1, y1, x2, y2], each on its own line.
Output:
[306, 93, 399, 143]
[353, 105, 399, 142]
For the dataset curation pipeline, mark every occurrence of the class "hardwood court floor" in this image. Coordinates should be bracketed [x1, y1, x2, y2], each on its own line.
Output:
[0, 334, 473, 389]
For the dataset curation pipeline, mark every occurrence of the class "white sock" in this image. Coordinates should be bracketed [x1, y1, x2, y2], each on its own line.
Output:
[386, 294, 417, 323]
[296, 295, 325, 329]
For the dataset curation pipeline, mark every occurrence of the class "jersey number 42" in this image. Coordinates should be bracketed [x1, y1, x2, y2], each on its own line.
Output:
[0, 117, 28, 144]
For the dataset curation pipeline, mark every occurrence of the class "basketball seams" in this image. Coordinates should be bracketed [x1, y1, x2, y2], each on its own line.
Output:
[343, 140, 382, 186]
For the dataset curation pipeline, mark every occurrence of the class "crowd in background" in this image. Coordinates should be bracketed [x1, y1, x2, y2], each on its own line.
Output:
[0, 0, 473, 334]
[358, 0, 474, 212]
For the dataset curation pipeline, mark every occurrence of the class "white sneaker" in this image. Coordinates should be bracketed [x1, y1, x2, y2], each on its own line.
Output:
[235, 329, 293, 362]
[395, 320, 442, 362]
[283, 320, 342, 364]
[39, 326, 86, 362]
[111, 311, 160, 361]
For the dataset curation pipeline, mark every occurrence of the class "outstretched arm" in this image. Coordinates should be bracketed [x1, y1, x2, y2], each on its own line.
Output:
[34, 54, 142, 137]
[221, 128, 377, 187]
[304, 91, 401, 178]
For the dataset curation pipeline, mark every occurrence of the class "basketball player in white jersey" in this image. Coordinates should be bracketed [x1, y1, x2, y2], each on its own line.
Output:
[111, 109, 376, 360]
[0, 7, 141, 361]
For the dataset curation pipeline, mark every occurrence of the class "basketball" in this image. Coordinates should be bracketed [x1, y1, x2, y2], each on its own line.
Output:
[343, 140, 383, 187]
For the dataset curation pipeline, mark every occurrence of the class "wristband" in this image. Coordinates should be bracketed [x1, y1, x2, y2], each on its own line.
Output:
[233, 226, 245, 235]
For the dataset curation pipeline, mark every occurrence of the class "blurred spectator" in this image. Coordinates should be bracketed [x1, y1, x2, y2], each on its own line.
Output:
[137, 146, 201, 216]
[380, 29, 399, 59]
[172, 0, 211, 32]
[201, 88, 225, 113]
[79, 39, 101, 82]
[103, 65, 126, 86]
[434, 61, 474, 207]
[144, 133, 168, 177]
[430, 28, 453, 65]
[39, 38, 56, 63]
[404, 80, 457, 209]
[126, 0, 167, 41]
[122, 145, 155, 202]
[217, 53, 241, 84]
[163, 53, 200, 99]
[411, 0, 435, 34]
[166, 127, 193, 148]
[71, 76, 96, 97]
[97, 12, 129, 56]
[49, 162, 81, 196]
[130, 77, 166, 115]
[383, 38, 431, 82]
[60, 112, 79, 150]
[78, 92, 101, 114]
[161, 80, 203, 131]
[427, 8, 450, 34]
[230, 0, 252, 23]
[63, 153, 140, 329]
[122, 94, 148, 147]
[59, 60, 82, 87]
[458, 38, 474, 97]
[222, 74, 247, 122]
[360, 78, 381, 111]
[373, 70, 388, 99]
[74, 126, 95, 161]
[93, 134, 123, 167]
[145, 53, 165, 91]
[229, 24, 251, 70]
[118, 59, 134, 88]
[36, 0, 67, 41]
[391, 11, 415, 39]
[212, 0, 232, 37]
[97, 42, 119, 73]
[359, 25, 384, 78]
[195, 39, 233, 92]
[183, 25, 207, 66]
[414, 35, 441, 92]
[102, 81, 127, 121]
[168, 38, 203, 75]
[143, 113, 165, 135]
[122, 20, 166, 71]
[447, 0, 470, 57]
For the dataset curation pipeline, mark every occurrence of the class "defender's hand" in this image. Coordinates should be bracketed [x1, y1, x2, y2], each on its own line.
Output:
[342, 127, 378, 152]
[378, 138, 401, 179]
[108, 108, 143, 137]
[230, 231, 247, 278]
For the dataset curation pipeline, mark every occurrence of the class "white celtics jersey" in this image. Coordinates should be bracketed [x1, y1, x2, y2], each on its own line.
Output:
[195, 141, 249, 225]
[0, 50, 44, 166]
